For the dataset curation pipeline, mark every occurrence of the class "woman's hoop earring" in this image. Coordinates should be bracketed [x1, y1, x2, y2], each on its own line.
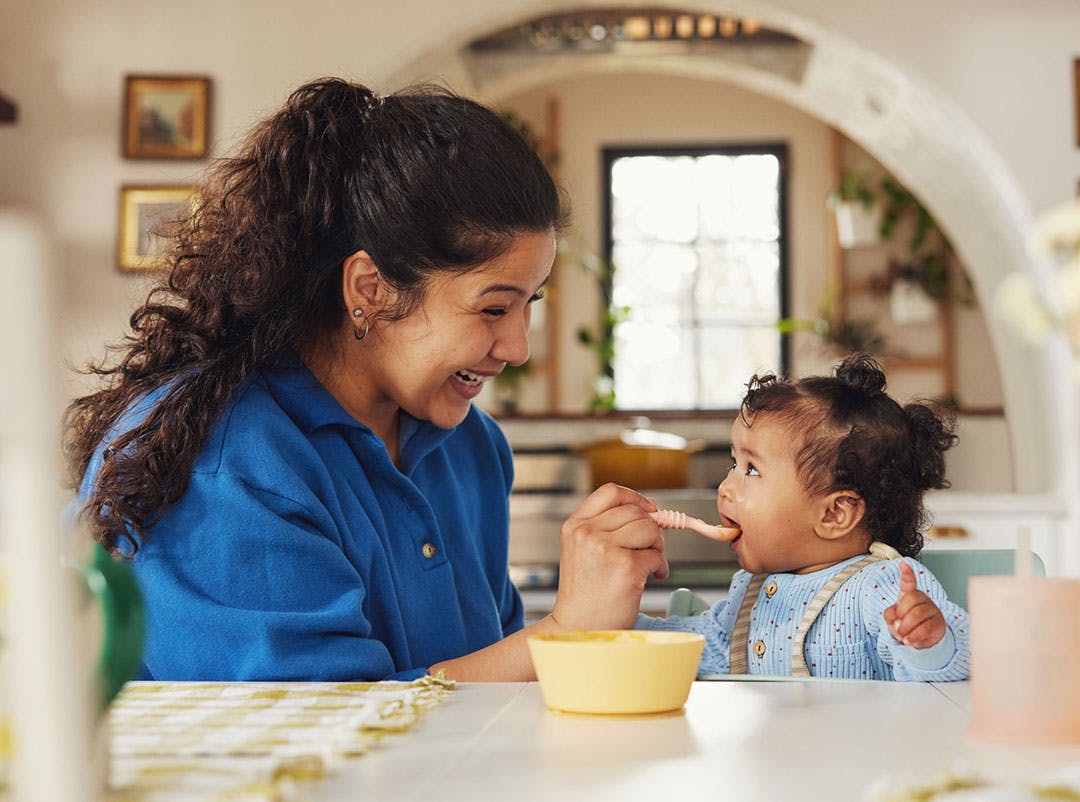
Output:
[352, 307, 370, 341]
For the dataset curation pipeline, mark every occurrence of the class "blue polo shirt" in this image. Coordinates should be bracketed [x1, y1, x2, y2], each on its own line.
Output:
[75, 358, 524, 681]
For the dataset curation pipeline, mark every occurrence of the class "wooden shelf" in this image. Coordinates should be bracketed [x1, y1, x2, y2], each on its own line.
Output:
[828, 128, 957, 399]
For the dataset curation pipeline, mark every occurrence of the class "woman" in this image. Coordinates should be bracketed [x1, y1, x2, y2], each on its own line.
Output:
[65, 78, 668, 682]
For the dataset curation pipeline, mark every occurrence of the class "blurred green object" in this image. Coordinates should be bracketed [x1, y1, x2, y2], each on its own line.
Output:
[76, 542, 144, 710]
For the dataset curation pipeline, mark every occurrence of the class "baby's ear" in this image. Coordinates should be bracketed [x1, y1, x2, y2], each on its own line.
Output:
[815, 491, 866, 540]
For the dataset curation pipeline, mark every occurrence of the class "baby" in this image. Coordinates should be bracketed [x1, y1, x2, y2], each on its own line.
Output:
[638, 354, 969, 681]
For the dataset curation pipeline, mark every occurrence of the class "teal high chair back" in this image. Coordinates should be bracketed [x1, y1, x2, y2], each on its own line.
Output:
[665, 548, 1046, 616]
[666, 586, 712, 617]
[917, 548, 1044, 611]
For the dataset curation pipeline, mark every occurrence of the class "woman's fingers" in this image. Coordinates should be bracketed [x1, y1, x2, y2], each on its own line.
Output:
[566, 482, 657, 520]
[552, 485, 669, 630]
[570, 504, 667, 551]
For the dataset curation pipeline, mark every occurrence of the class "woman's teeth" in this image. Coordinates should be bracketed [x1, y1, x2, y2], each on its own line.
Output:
[455, 370, 487, 387]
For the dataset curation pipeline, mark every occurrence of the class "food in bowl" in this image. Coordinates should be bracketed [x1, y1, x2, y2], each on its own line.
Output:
[527, 630, 705, 715]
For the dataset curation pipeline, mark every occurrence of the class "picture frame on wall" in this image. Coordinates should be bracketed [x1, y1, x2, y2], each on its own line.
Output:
[122, 75, 211, 159]
[117, 185, 196, 271]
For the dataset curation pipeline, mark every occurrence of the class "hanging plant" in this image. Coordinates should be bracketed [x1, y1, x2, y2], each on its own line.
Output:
[874, 178, 974, 305]
[827, 169, 877, 211]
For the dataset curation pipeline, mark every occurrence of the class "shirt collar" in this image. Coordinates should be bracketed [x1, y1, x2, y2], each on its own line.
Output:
[260, 353, 457, 464]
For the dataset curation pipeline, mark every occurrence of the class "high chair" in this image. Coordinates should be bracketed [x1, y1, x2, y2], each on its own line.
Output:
[665, 548, 1046, 616]
[666, 586, 713, 617]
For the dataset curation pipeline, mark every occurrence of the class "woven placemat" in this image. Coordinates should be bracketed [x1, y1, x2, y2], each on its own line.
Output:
[107, 675, 455, 801]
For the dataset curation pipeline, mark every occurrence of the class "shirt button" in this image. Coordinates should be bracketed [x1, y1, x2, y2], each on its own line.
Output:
[753, 640, 767, 656]
[764, 581, 778, 598]
[421, 542, 437, 559]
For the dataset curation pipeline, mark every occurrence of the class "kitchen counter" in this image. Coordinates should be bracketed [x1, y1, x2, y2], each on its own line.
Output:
[314, 680, 1080, 802]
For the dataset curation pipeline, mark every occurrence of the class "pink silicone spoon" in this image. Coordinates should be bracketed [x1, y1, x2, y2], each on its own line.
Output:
[649, 509, 741, 542]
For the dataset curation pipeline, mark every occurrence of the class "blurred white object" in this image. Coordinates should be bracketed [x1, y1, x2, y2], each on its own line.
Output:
[0, 209, 97, 801]
[833, 199, 882, 248]
[996, 198, 1080, 371]
[890, 277, 939, 324]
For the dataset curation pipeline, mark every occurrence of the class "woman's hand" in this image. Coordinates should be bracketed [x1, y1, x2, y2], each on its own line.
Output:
[550, 483, 669, 631]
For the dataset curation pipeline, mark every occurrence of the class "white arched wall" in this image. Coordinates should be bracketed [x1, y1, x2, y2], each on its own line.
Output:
[385, 0, 1077, 500]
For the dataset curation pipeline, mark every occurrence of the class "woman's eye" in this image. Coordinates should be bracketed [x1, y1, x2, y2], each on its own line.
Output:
[529, 288, 546, 303]
[482, 307, 508, 317]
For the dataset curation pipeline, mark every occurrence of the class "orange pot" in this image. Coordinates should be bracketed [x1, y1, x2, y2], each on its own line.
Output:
[576, 422, 704, 490]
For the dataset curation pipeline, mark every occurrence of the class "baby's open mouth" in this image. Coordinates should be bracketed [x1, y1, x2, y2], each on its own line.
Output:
[720, 513, 742, 544]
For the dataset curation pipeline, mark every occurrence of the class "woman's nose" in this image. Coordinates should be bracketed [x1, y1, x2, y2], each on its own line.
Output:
[493, 312, 531, 366]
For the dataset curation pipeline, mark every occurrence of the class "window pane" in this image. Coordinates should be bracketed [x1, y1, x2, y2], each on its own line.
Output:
[612, 321, 695, 409]
[697, 325, 784, 408]
[611, 241, 696, 312]
[698, 154, 780, 241]
[611, 156, 698, 243]
[696, 241, 779, 322]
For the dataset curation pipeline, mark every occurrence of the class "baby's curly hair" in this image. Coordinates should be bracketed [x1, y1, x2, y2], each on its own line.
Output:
[740, 354, 957, 556]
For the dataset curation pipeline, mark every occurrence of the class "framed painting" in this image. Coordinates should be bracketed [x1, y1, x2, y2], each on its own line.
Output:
[122, 75, 211, 159]
[117, 185, 195, 271]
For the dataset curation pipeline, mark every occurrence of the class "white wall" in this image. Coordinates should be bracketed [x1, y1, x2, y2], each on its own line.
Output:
[772, 0, 1080, 209]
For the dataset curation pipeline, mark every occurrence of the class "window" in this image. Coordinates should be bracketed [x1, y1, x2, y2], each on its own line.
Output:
[603, 144, 788, 410]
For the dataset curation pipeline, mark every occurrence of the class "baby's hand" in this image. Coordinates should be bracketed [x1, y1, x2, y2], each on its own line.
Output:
[882, 562, 946, 649]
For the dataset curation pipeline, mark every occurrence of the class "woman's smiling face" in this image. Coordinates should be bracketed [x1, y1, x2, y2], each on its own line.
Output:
[370, 229, 556, 430]
[717, 413, 834, 575]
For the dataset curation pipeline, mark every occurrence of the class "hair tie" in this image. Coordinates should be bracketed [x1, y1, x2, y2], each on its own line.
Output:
[362, 92, 384, 115]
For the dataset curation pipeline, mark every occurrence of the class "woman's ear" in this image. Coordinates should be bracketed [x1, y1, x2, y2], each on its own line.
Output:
[341, 250, 384, 311]
[814, 491, 866, 541]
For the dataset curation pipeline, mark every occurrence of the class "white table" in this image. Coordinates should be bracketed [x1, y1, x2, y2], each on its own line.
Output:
[316, 680, 1080, 802]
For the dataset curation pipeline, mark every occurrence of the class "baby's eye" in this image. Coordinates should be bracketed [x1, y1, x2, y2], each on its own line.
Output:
[746, 463, 760, 477]
[729, 456, 737, 472]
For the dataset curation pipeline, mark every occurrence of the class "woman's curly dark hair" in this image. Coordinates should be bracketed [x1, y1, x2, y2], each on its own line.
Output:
[65, 77, 565, 555]
[740, 353, 957, 556]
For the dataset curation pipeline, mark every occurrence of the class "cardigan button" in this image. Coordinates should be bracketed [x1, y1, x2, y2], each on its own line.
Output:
[764, 581, 778, 598]
[422, 542, 437, 559]
[753, 640, 767, 656]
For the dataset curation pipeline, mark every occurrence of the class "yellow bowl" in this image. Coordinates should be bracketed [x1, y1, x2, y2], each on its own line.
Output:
[527, 630, 705, 715]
